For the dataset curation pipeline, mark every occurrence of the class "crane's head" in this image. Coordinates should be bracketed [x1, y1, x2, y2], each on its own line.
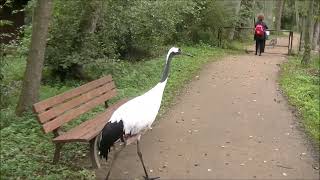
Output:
[169, 47, 181, 55]
[166, 47, 193, 63]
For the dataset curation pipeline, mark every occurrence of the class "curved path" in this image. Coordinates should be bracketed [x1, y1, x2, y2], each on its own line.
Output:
[96, 36, 319, 180]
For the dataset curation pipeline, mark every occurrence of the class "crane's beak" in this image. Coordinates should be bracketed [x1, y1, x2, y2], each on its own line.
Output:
[179, 50, 193, 57]
[183, 52, 194, 57]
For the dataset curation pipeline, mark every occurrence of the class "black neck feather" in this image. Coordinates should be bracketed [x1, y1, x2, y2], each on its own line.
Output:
[160, 53, 174, 83]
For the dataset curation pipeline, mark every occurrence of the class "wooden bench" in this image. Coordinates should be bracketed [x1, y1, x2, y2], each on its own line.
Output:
[32, 75, 127, 168]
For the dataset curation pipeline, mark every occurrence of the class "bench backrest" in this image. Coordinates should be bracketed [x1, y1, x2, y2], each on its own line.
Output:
[33, 75, 117, 134]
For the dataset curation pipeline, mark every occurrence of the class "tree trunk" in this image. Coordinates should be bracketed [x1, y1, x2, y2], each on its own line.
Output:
[275, 0, 285, 33]
[312, 20, 319, 50]
[295, 0, 300, 31]
[301, 0, 314, 65]
[227, 0, 242, 40]
[16, 0, 53, 116]
[79, 1, 102, 34]
[68, 0, 103, 80]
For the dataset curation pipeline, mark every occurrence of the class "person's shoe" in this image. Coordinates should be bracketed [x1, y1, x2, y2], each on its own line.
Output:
[259, 54, 261, 56]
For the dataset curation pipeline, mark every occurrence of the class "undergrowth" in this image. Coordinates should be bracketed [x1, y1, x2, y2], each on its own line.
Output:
[1, 45, 242, 179]
[280, 55, 320, 145]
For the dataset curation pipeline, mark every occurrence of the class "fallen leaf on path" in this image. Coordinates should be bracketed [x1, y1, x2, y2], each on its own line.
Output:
[208, 169, 212, 172]
[263, 160, 267, 163]
[276, 164, 293, 169]
[240, 163, 245, 166]
[282, 172, 287, 176]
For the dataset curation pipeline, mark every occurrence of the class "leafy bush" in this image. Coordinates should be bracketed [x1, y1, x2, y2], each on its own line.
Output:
[44, 0, 235, 80]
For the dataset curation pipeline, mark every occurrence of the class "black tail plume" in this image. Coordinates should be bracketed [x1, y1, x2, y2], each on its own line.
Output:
[98, 120, 124, 161]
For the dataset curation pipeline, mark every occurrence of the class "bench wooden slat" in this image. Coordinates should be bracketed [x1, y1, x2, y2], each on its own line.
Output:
[53, 99, 128, 143]
[37, 82, 115, 124]
[42, 89, 117, 133]
[79, 99, 128, 141]
[33, 75, 112, 113]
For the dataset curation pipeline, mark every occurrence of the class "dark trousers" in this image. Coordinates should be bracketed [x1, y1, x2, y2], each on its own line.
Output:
[255, 39, 264, 55]
[262, 40, 266, 52]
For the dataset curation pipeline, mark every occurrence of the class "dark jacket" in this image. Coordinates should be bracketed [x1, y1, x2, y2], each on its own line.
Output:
[254, 20, 268, 40]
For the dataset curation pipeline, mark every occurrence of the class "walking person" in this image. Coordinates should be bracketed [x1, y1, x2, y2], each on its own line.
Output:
[254, 15, 268, 56]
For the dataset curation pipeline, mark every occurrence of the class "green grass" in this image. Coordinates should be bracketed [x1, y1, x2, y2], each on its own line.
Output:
[280, 55, 320, 144]
[1, 45, 242, 179]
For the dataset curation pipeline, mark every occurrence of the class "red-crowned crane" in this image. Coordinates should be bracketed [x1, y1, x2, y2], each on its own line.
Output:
[98, 47, 188, 180]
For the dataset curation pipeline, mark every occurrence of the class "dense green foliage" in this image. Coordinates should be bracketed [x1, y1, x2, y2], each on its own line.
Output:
[280, 55, 320, 144]
[0, 45, 232, 179]
[45, 0, 234, 79]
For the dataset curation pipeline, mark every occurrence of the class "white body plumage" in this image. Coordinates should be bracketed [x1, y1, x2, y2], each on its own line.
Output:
[109, 79, 167, 142]
[106, 47, 181, 145]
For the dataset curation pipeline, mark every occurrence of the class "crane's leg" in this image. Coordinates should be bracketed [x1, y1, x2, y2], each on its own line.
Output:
[105, 143, 125, 180]
[136, 140, 160, 180]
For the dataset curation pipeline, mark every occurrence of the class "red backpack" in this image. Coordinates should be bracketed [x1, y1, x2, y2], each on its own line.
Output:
[255, 24, 264, 37]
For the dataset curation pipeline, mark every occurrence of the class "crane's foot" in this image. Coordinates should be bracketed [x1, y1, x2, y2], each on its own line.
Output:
[143, 176, 160, 180]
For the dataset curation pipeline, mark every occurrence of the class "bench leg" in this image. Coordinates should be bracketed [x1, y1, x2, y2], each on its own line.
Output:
[89, 136, 101, 169]
[53, 143, 63, 164]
